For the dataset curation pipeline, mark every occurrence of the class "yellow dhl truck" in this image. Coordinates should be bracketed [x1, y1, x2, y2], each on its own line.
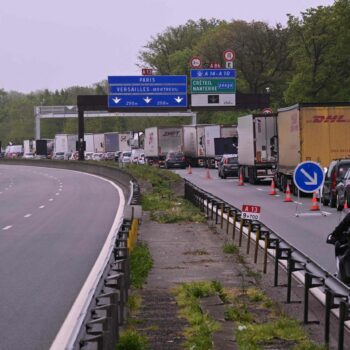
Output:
[275, 103, 350, 194]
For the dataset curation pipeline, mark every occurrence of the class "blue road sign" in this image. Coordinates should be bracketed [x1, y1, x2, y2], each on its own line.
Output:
[108, 75, 187, 108]
[190, 69, 236, 78]
[108, 94, 187, 108]
[293, 161, 325, 193]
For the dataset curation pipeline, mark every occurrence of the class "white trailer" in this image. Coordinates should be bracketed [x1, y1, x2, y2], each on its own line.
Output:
[84, 134, 95, 153]
[93, 133, 104, 153]
[54, 134, 78, 154]
[144, 126, 183, 166]
[203, 125, 221, 168]
[237, 114, 277, 184]
[183, 125, 211, 167]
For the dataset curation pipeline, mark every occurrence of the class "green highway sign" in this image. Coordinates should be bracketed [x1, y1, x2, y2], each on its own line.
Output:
[191, 78, 236, 94]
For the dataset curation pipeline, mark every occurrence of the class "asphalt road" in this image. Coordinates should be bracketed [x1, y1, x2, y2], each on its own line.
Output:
[176, 167, 346, 275]
[0, 165, 121, 350]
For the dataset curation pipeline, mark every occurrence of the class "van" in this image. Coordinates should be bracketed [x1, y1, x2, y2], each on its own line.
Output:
[321, 158, 350, 207]
[131, 149, 144, 164]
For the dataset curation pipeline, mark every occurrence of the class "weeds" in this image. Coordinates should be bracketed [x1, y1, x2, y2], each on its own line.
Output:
[173, 281, 222, 350]
[130, 242, 153, 289]
[116, 329, 149, 350]
[223, 243, 239, 254]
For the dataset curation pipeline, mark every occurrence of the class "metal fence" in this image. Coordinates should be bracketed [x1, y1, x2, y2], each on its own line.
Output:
[184, 180, 350, 350]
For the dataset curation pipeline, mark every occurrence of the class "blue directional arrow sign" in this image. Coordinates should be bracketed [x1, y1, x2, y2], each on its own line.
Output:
[293, 161, 325, 193]
[108, 75, 187, 108]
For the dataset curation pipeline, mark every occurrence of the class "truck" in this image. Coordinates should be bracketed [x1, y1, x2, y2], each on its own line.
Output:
[23, 140, 35, 154]
[144, 126, 183, 166]
[183, 125, 208, 167]
[183, 124, 238, 167]
[237, 114, 278, 184]
[275, 103, 350, 194]
[35, 140, 48, 156]
[84, 134, 95, 153]
[104, 132, 132, 153]
[93, 133, 105, 153]
[54, 134, 78, 154]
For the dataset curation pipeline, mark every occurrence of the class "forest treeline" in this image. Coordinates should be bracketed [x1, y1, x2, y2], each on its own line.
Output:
[0, 0, 349, 145]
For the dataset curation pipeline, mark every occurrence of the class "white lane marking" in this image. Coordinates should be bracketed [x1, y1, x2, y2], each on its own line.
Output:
[55, 193, 60, 196]
[256, 188, 263, 191]
[24, 214, 32, 218]
[59, 188, 63, 192]
[49, 198, 54, 202]
[294, 201, 303, 205]
[50, 174, 125, 350]
[39, 205, 45, 209]
[2, 226, 12, 231]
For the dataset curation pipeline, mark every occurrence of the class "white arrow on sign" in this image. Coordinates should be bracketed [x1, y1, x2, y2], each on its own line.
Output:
[143, 97, 152, 104]
[112, 97, 122, 104]
[174, 96, 183, 103]
[301, 169, 318, 185]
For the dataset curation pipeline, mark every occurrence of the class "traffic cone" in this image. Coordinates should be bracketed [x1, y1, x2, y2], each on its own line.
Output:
[344, 200, 349, 209]
[187, 165, 192, 174]
[284, 184, 293, 202]
[238, 168, 244, 186]
[205, 168, 212, 180]
[310, 192, 320, 211]
[269, 179, 276, 195]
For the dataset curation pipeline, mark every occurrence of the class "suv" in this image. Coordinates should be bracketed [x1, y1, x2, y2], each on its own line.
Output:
[334, 168, 350, 210]
[321, 158, 350, 207]
[218, 154, 239, 179]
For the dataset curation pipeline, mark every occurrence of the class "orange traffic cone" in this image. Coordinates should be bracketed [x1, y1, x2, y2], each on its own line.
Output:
[344, 200, 349, 209]
[238, 168, 244, 186]
[284, 184, 293, 202]
[269, 179, 276, 195]
[205, 168, 212, 180]
[310, 192, 320, 211]
[187, 165, 192, 174]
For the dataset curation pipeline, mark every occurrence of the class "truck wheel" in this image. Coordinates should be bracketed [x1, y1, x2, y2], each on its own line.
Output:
[248, 167, 255, 184]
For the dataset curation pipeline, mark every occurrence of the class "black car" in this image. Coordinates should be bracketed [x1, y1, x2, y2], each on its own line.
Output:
[321, 158, 350, 207]
[164, 151, 186, 169]
[218, 154, 239, 179]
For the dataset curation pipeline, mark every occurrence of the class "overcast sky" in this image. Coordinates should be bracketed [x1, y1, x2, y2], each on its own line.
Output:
[0, 0, 334, 94]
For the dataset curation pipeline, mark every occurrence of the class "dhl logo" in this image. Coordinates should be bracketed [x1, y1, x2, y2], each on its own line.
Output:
[307, 115, 350, 123]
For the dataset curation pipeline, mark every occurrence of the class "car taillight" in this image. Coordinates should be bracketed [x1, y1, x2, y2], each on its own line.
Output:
[224, 158, 228, 164]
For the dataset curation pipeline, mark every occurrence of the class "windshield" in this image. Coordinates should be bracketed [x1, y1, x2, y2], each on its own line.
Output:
[227, 157, 238, 164]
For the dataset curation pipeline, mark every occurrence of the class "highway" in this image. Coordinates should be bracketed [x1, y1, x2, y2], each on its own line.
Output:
[176, 167, 346, 275]
[0, 165, 122, 350]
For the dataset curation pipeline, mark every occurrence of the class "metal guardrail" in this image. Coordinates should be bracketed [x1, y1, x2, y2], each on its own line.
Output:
[184, 180, 350, 350]
[1, 159, 140, 349]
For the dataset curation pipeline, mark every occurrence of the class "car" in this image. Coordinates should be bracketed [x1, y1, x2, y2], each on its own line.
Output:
[333, 168, 350, 210]
[104, 152, 115, 160]
[69, 151, 79, 160]
[321, 158, 350, 207]
[164, 151, 186, 169]
[119, 151, 132, 164]
[34, 154, 47, 160]
[92, 152, 104, 161]
[84, 152, 94, 160]
[138, 153, 145, 165]
[114, 151, 122, 162]
[218, 154, 239, 179]
[52, 152, 65, 160]
[64, 152, 72, 160]
[22, 152, 34, 159]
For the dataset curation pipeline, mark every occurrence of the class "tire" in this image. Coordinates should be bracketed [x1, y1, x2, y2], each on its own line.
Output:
[336, 192, 344, 211]
[321, 195, 330, 206]
[330, 192, 336, 208]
